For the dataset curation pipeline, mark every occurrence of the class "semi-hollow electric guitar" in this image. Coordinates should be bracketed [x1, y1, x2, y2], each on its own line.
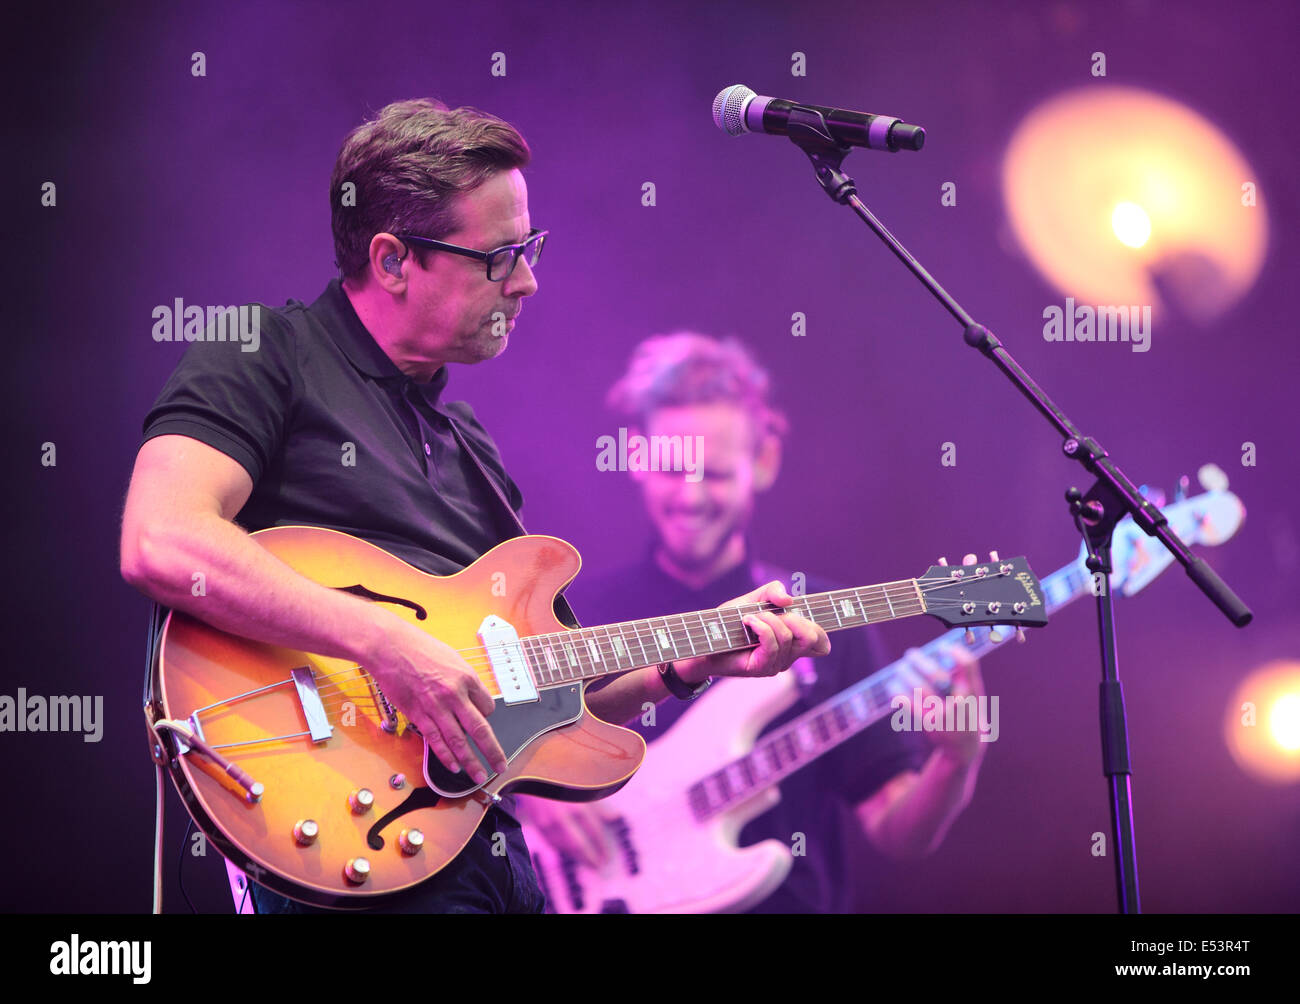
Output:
[145, 526, 1046, 908]
[523, 480, 1245, 913]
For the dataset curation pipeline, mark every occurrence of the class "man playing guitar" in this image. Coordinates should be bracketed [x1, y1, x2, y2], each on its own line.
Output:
[120, 100, 831, 913]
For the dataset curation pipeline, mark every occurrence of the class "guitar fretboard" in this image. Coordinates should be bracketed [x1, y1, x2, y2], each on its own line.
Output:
[518, 580, 927, 687]
[684, 560, 1092, 821]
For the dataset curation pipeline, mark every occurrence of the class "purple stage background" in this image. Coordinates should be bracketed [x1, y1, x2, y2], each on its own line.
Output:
[7, 0, 1298, 913]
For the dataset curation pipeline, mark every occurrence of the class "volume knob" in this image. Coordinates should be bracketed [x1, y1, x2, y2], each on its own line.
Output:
[399, 828, 425, 856]
[344, 857, 371, 884]
[348, 787, 375, 814]
[292, 819, 319, 846]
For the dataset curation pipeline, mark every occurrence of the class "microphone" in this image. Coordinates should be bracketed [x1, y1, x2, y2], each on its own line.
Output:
[712, 84, 925, 152]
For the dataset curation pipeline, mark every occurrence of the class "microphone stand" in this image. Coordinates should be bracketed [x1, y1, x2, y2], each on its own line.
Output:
[781, 107, 1253, 914]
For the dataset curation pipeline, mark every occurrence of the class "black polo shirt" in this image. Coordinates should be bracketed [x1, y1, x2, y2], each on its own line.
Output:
[141, 278, 546, 912]
[142, 278, 526, 575]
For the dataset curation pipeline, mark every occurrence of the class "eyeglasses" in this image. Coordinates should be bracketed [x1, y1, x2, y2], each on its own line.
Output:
[392, 228, 547, 282]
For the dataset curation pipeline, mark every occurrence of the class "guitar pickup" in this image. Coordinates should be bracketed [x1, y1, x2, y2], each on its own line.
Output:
[290, 666, 334, 742]
[479, 616, 539, 705]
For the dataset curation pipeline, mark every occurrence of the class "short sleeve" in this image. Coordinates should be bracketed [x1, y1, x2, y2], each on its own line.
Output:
[141, 308, 298, 484]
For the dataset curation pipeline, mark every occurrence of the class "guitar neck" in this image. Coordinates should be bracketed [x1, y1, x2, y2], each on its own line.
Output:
[521, 578, 929, 687]
[685, 558, 1094, 821]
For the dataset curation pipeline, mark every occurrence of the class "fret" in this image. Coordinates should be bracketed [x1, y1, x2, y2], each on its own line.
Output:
[713, 771, 732, 801]
[736, 610, 756, 647]
[869, 678, 890, 711]
[687, 784, 709, 820]
[696, 611, 716, 651]
[828, 591, 844, 628]
[564, 633, 588, 677]
[522, 639, 548, 686]
[802, 597, 817, 626]
[679, 615, 698, 656]
[831, 704, 850, 735]
[703, 612, 728, 649]
[654, 618, 681, 660]
[601, 625, 624, 670]
[585, 635, 602, 667]
[882, 585, 896, 619]
[561, 640, 578, 671]
[543, 643, 559, 678]
[738, 757, 756, 788]
[628, 621, 652, 667]
[520, 637, 541, 684]
[780, 733, 798, 764]
[813, 713, 831, 744]
[764, 743, 782, 773]
[853, 588, 871, 624]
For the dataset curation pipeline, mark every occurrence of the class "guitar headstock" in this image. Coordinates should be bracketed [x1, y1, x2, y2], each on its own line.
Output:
[917, 556, 1049, 629]
[1102, 465, 1245, 597]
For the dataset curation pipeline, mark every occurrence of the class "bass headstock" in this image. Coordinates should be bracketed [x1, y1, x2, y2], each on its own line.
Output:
[1106, 466, 1245, 597]
[918, 556, 1049, 629]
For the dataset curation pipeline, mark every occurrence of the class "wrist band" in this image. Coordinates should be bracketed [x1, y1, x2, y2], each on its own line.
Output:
[658, 661, 711, 700]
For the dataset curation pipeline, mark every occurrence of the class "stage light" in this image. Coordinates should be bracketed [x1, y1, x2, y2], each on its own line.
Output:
[1003, 86, 1267, 323]
[1111, 202, 1151, 249]
[1224, 661, 1300, 784]
[1270, 693, 1300, 752]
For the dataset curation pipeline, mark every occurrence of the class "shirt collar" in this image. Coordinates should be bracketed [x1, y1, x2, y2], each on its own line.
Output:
[314, 278, 450, 406]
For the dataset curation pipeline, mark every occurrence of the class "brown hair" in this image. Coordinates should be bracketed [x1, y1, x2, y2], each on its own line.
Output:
[330, 98, 530, 277]
[606, 332, 790, 449]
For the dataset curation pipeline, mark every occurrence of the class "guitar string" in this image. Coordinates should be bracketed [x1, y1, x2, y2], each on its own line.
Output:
[199, 571, 1037, 756]
[303, 581, 1014, 692]
[305, 593, 1014, 701]
[210, 591, 1011, 748]
[186, 579, 1018, 715]
[306, 573, 1001, 682]
[217, 626, 983, 753]
[306, 590, 933, 690]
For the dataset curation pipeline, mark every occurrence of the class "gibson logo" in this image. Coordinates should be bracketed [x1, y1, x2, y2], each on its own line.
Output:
[1015, 572, 1042, 606]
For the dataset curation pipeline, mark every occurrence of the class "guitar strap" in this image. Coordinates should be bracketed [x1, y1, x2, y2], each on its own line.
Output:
[445, 413, 583, 630]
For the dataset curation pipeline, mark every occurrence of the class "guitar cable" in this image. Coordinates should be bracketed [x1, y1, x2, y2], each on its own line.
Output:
[152, 760, 165, 914]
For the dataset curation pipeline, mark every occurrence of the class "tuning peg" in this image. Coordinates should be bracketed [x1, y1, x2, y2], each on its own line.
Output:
[1139, 484, 1166, 508]
[1198, 463, 1228, 492]
[1015, 628, 1026, 644]
[989, 550, 999, 561]
[938, 556, 949, 566]
[964, 628, 975, 645]
[988, 628, 1004, 643]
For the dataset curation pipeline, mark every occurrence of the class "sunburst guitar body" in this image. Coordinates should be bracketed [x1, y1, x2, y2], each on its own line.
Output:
[149, 526, 643, 909]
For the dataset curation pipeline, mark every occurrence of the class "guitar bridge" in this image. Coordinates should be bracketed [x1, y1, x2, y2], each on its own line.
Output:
[290, 666, 334, 742]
